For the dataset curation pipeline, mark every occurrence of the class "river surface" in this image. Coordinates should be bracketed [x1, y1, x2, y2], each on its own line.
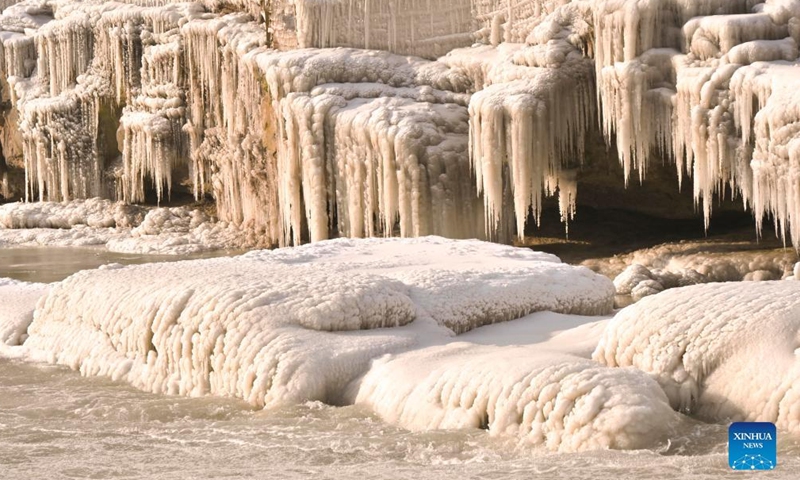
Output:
[4, 357, 800, 480]
[0, 247, 239, 283]
[2, 246, 799, 479]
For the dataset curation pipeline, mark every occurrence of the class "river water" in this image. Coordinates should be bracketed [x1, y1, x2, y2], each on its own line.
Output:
[1, 246, 799, 479]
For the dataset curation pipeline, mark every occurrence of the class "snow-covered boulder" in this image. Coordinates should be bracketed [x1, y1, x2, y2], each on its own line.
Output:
[22, 237, 614, 408]
[354, 342, 684, 452]
[595, 281, 800, 432]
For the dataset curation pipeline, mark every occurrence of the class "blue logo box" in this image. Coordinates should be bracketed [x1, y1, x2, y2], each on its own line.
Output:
[729, 422, 777, 471]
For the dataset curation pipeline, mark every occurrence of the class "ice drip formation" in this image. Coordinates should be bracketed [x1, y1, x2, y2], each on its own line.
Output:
[0, 0, 797, 246]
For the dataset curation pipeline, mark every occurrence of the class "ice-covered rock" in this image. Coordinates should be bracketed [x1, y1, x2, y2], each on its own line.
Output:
[613, 264, 656, 295]
[595, 281, 800, 432]
[105, 209, 252, 255]
[630, 279, 664, 302]
[354, 342, 683, 452]
[19, 238, 613, 409]
[0, 198, 144, 229]
[0, 277, 48, 346]
[4, 237, 702, 451]
[0, 198, 254, 253]
[587, 239, 799, 301]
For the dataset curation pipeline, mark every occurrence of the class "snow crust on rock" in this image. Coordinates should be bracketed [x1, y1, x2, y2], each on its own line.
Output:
[595, 281, 800, 432]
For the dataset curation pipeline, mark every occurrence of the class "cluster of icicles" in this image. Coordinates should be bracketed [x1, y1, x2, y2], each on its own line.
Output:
[0, 0, 799, 247]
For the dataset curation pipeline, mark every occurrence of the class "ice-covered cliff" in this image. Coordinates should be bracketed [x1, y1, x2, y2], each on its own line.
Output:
[0, 0, 798, 248]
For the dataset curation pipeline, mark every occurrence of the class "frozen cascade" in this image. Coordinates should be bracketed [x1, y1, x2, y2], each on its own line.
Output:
[591, 0, 800, 245]
[291, 0, 476, 58]
[1, 0, 800, 246]
[20, 88, 104, 202]
[278, 86, 483, 243]
[253, 47, 479, 244]
[182, 14, 284, 242]
[447, 39, 594, 236]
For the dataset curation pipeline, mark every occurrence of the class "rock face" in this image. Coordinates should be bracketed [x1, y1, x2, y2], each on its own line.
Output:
[0, 0, 799, 247]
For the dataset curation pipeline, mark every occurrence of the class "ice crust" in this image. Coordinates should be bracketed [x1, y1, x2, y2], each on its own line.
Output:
[581, 239, 800, 301]
[354, 342, 682, 452]
[0, 197, 144, 229]
[595, 281, 800, 432]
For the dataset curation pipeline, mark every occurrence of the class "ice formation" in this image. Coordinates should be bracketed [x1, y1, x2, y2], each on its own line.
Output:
[0, 237, 697, 451]
[581, 239, 800, 301]
[0, 0, 788, 245]
[0, 198, 254, 253]
[353, 342, 682, 451]
[0, 197, 144, 228]
[0, 277, 48, 347]
[595, 281, 800, 432]
[0, 0, 796, 246]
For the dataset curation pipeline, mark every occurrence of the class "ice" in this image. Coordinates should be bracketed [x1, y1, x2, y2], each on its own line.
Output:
[277, 88, 482, 243]
[584, 239, 800, 301]
[2, 237, 697, 451]
[105, 206, 254, 254]
[0, 224, 121, 247]
[0, 198, 144, 228]
[595, 281, 800, 432]
[289, 0, 476, 58]
[20, 238, 612, 402]
[0, 277, 48, 346]
[144, 237, 613, 328]
[1, 0, 800, 247]
[613, 264, 660, 295]
[353, 341, 683, 452]
[0, 198, 252, 253]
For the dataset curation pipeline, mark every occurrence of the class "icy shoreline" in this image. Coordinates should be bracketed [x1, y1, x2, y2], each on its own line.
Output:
[0, 198, 257, 254]
[1, 236, 798, 454]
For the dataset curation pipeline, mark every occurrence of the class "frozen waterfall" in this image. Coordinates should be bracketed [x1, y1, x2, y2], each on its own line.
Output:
[0, 0, 799, 247]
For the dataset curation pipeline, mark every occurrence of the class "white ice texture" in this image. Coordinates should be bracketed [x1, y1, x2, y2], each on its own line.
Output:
[577, 239, 800, 301]
[0, 0, 798, 247]
[0, 198, 252, 253]
[0, 237, 698, 453]
[595, 280, 800, 432]
[0, 277, 48, 346]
